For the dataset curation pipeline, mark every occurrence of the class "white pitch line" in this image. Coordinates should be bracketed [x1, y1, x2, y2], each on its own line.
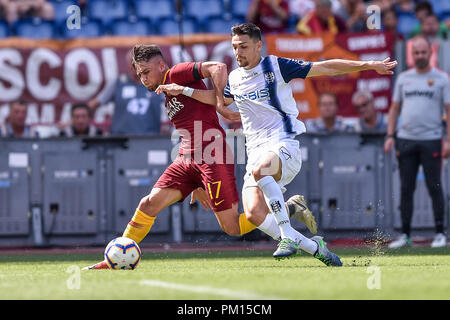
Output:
[140, 279, 280, 300]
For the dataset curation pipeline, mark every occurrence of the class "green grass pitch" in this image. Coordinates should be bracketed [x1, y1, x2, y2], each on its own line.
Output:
[0, 247, 449, 300]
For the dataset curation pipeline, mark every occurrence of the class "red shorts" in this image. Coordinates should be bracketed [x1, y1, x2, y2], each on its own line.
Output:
[154, 154, 240, 212]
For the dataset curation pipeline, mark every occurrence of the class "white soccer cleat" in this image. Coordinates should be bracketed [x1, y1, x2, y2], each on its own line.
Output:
[388, 233, 411, 249]
[431, 233, 447, 248]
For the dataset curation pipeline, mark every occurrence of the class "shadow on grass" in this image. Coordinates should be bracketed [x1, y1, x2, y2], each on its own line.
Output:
[0, 247, 448, 263]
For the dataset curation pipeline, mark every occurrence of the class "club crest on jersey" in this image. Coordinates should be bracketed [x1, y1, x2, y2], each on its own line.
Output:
[264, 71, 275, 84]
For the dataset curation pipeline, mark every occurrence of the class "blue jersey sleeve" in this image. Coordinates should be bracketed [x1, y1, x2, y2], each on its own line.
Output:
[277, 57, 312, 83]
[223, 81, 234, 99]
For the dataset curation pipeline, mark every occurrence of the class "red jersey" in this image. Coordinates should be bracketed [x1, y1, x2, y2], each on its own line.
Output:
[162, 62, 226, 155]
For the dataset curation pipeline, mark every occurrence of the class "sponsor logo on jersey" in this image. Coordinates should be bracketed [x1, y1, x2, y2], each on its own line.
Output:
[404, 90, 434, 99]
[233, 88, 270, 102]
[166, 97, 185, 120]
[241, 72, 259, 80]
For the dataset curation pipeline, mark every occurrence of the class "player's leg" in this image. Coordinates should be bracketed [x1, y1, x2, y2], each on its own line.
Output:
[242, 186, 281, 241]
[199, 158, 258, 236]
[389, 139, 419, 248]
[83, 187, 182, 270]
[243, 185, 318, 256]
[251, 151, 302, 242]
[122, 187, 182, 243]
[123, 155, 196, 243]
[419, 140, 446, 247]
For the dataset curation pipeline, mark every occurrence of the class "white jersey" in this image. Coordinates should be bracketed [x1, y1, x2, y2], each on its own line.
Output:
[224, 55, 312, 151]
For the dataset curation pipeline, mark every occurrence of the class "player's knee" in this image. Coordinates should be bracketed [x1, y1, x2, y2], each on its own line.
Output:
[252, 167, 265, 181]
[222, 224, 240, 236]
[137, 195, 159, 217]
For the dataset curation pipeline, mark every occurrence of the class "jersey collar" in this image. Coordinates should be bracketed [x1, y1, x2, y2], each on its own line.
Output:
[162, 69, 170, 85]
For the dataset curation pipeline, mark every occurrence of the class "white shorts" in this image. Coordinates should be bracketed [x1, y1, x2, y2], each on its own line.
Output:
[243, 138, 302, 193]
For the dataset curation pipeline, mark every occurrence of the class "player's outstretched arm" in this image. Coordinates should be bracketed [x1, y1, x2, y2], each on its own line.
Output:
[155, 83, 240, 121]
[307, 57, 398, 77]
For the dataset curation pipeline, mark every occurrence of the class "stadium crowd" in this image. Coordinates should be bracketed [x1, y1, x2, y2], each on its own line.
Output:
[0, 0, 449, 137]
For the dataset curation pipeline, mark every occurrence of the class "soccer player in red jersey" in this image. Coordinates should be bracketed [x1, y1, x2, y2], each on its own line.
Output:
[84, 44, 315, 269]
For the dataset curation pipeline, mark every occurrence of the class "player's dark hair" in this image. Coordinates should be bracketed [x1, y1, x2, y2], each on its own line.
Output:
[231, 23, 262, 42]
[131, 44, 165, 69]
[71, 102, 91, 117]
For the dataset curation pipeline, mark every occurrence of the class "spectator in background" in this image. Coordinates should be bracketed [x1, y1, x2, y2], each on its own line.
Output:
[289, 0, 315, 20]
[1, 0, 54, 25]
[60, 103, 103, 137]
[384, 36, 450, 249]
[394, 0, 415, 16]
[381, 8, 401, 39]
[421, 14, 448, 41]
[297, 0, 346, 35]
[352, 91, 387, 133]
[405, 14, 443, 69]
[247, 0, 290, 34]
[334, 0, 368, 33]
[88, 50, 163, 135]
[0, 101, 38, 138]
[410, 2, 448, 39]
[305, 92, 354, 134]
[289, 0, 344, 19]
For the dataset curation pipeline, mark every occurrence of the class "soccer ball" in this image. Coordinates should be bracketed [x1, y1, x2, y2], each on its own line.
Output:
[104, 237, 141, 270]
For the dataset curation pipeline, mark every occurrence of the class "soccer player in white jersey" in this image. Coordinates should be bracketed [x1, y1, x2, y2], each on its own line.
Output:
[157, 23, 397, 263]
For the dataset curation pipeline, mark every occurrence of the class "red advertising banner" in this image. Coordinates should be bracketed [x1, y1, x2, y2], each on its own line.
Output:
[265, 31, 396, 119]
[0, 35, 234, 125]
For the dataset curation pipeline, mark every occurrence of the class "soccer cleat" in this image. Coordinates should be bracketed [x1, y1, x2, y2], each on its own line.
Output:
[82, 260, 110, 270]
[287, 195, 317, 234]
[311, 236, 343, 267]
[388, 234, 411, 249]
[431, 233, 447, 248]
[273, 238, 300, 259]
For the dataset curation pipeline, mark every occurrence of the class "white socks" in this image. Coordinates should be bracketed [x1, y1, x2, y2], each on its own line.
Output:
[257, 213, 281, 241]
[256, 176, 296, 239]
[256, 176, 318, 255]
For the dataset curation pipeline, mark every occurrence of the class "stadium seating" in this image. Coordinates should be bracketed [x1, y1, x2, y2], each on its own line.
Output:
[429, 0, 450, 20]
[0, 20, 10, 38]
[204, 17, 245, 34]
[14, 18, 56, 39]
[229, 0, 252, 19]
[184, 0, 224, 25]
[111, 17, 153, 36]
[50, 0, 80, 25]
[87, 0, 129, 26]
[156, 17, 199, 35]
[133, 0, 176, 21]
[60, 18, 103, 38]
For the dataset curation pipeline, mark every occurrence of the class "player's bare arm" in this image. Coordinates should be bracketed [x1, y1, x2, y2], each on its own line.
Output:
[156, 61, 240, 122]
[383, 101, 401, 154]
[444, 103, 450, 158]
[307, 57, 398, 77]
